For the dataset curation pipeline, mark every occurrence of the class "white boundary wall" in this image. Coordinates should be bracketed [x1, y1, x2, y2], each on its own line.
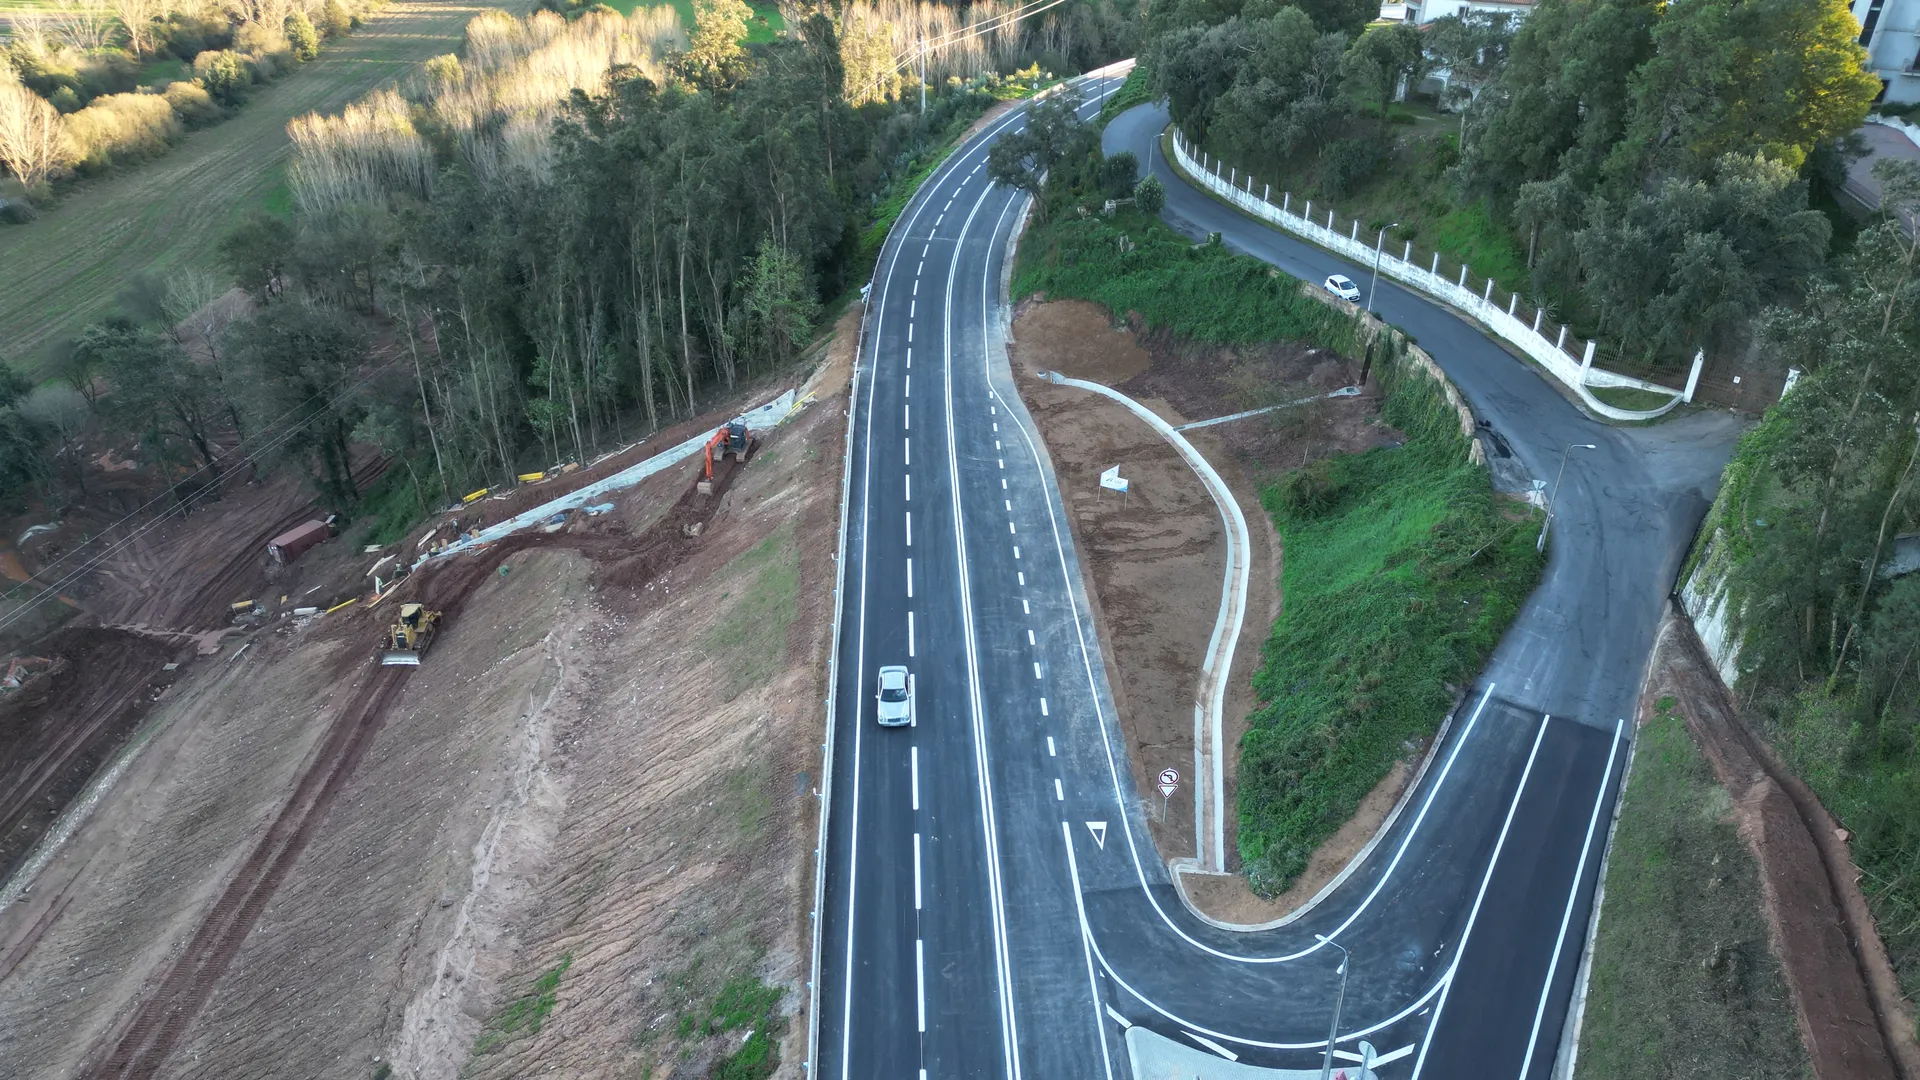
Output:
[1166, 129, 1704, 423]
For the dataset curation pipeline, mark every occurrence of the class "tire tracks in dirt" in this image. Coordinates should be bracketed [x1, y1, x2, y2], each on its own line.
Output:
[79, 457, 749, 1080]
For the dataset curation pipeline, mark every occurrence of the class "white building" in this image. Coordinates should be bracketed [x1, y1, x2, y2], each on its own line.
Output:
[1398, 0, 1532, 24]
[1854, 0, 1920, 104]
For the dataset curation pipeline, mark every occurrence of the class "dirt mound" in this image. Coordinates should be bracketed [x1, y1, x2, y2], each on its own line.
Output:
[0, 628, 184, 890]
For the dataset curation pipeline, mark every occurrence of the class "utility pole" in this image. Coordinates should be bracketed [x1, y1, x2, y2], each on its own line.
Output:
[1316, 934, 1350, 1080]
[1366, 223, 1398, 314]
[1538, 442, 1597, 552]
[919, 43, 926, 114]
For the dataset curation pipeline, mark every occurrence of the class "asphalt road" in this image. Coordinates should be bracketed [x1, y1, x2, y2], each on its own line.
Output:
[814, 83, 1744, 1080]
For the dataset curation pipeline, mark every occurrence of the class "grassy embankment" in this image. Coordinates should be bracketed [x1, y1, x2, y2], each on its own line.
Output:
[0, 0, 526, 371]
[1577, 699, 1809, 1079]
[1015, 207, 1543, 896]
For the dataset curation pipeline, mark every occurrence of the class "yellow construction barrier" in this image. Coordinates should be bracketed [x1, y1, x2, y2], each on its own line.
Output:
[229, 599, 253, 611]
[462, 487, 491, 504]
[324, 597, 359, 615]
[517, 471, 547, 483]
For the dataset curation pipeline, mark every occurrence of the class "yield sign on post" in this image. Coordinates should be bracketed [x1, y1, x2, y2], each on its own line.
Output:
[1157, 768, 1180, 799]
[1100, 466, 1129, 493]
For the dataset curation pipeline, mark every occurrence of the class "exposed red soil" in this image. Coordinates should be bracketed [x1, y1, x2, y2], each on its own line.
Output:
[1650, 604, 1920, 1080]
[0, 629, 185, 898]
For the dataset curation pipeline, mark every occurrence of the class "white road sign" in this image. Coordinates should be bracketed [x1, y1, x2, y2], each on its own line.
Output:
[1157, 768, 1179, 799]
[1100, 466, 1129, 493]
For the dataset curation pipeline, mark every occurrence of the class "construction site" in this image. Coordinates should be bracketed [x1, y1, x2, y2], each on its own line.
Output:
[0, 311, 857, 1079]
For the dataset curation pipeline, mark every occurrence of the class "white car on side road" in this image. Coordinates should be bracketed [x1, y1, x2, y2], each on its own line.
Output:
[1324, 274, 1361, 302]
[876, 665, 913, 727]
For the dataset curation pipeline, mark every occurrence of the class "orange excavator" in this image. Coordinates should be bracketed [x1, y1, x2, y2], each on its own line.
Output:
[697, 418, 759, 495]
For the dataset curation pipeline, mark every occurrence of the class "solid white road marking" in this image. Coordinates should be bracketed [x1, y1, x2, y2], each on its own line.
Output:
[1055, 779, 1064, 801]
[1048, 736, 1057, 756]
[907, 558, 913, 598]
[1409, 713, 1554, 1080]
[1105, 1006, 1131, 1029]
[1336, 1044, 1413, 1066]
[1518, 719, 1626, 1080]
[916, 939, 926, 1032]
[914, 832, 923, 908]
[1185, 1032, 1238, 1061]
[911, 746, 919, 810]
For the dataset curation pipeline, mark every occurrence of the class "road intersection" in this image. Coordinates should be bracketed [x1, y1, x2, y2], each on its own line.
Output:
[812, 74, 1744, 1079]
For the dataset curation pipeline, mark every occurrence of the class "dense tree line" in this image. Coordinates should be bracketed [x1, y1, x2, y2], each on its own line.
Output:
[2, 0, 1135, 526]
[1148, 0, 1880, 371]
[1699, 163, 1920, 994]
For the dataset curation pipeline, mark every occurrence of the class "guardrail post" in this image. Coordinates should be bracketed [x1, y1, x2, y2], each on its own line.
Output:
[1264, 183, 1270, 203]
[1230, 166, 1236, 186]
[1327, 209, 1335, 230]
[1482, 278, 1493, 302]
[1304, 199, 1312, 221]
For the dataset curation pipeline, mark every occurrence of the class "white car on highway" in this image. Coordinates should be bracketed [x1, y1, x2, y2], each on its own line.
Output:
[876, 665, 913, 727]
[1324, 274, 1361, 302]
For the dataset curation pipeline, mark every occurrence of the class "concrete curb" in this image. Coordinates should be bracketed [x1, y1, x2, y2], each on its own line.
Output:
[1038, 371, 1247, 875]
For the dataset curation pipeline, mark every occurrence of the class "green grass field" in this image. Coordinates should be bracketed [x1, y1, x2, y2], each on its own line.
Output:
[1577, 701, 1810, 1079]
[0, 0, 528, 373]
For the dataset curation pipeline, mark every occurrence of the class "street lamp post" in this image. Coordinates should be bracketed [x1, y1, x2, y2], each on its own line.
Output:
[1365, 223, 1398, 314]
[1316, 934, 1350, 1080]
[1537, 442, 1598, 552]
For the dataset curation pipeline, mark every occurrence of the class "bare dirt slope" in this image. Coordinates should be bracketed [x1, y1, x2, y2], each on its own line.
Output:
[0, 319, 851, 1079]
[1008, 300, 1400, 922]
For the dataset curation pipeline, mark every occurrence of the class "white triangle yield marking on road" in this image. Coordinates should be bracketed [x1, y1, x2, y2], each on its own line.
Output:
[1086, 821, 1107, 850]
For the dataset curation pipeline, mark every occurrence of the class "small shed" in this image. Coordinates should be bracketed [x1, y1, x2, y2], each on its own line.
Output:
[268, 520, 332, 565]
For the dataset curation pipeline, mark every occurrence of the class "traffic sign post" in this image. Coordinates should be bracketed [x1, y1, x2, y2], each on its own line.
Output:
[1157, 767, 1179, 821]
[1099, 465, 1130, 508]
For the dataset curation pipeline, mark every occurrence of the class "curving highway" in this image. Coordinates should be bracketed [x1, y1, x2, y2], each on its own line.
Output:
[812, 75, 1744, 1080]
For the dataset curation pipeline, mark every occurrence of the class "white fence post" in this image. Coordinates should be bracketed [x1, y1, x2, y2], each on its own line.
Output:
[1459, 265, 1469, 288]
[1557, 325, 1567, 350]
[1304, 200, 1312, 221]
[1431, 253, 1440, 276]
[1403, 240, 1412, 262]
[1282, 191, 1289, 213]
[1264, 183, 1270, 202]
[1532, 309, 1542, 333]
[1482, 278, 1493, 302]
[1350, 220, 1359, 241]
[1684, 350, 1704, 403]
[1507, 293, 1517, 316]
[1580, 340, 1595, 381]
[1327, 209, 1334, 230]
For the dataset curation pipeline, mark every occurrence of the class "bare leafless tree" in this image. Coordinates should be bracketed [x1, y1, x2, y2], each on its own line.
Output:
[53, 0, 119, 52]
[0, 72, 68, 189]
[109, 0, 169, 55]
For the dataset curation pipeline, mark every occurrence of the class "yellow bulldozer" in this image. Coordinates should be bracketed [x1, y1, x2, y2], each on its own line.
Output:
[381, 603, 441, 666]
